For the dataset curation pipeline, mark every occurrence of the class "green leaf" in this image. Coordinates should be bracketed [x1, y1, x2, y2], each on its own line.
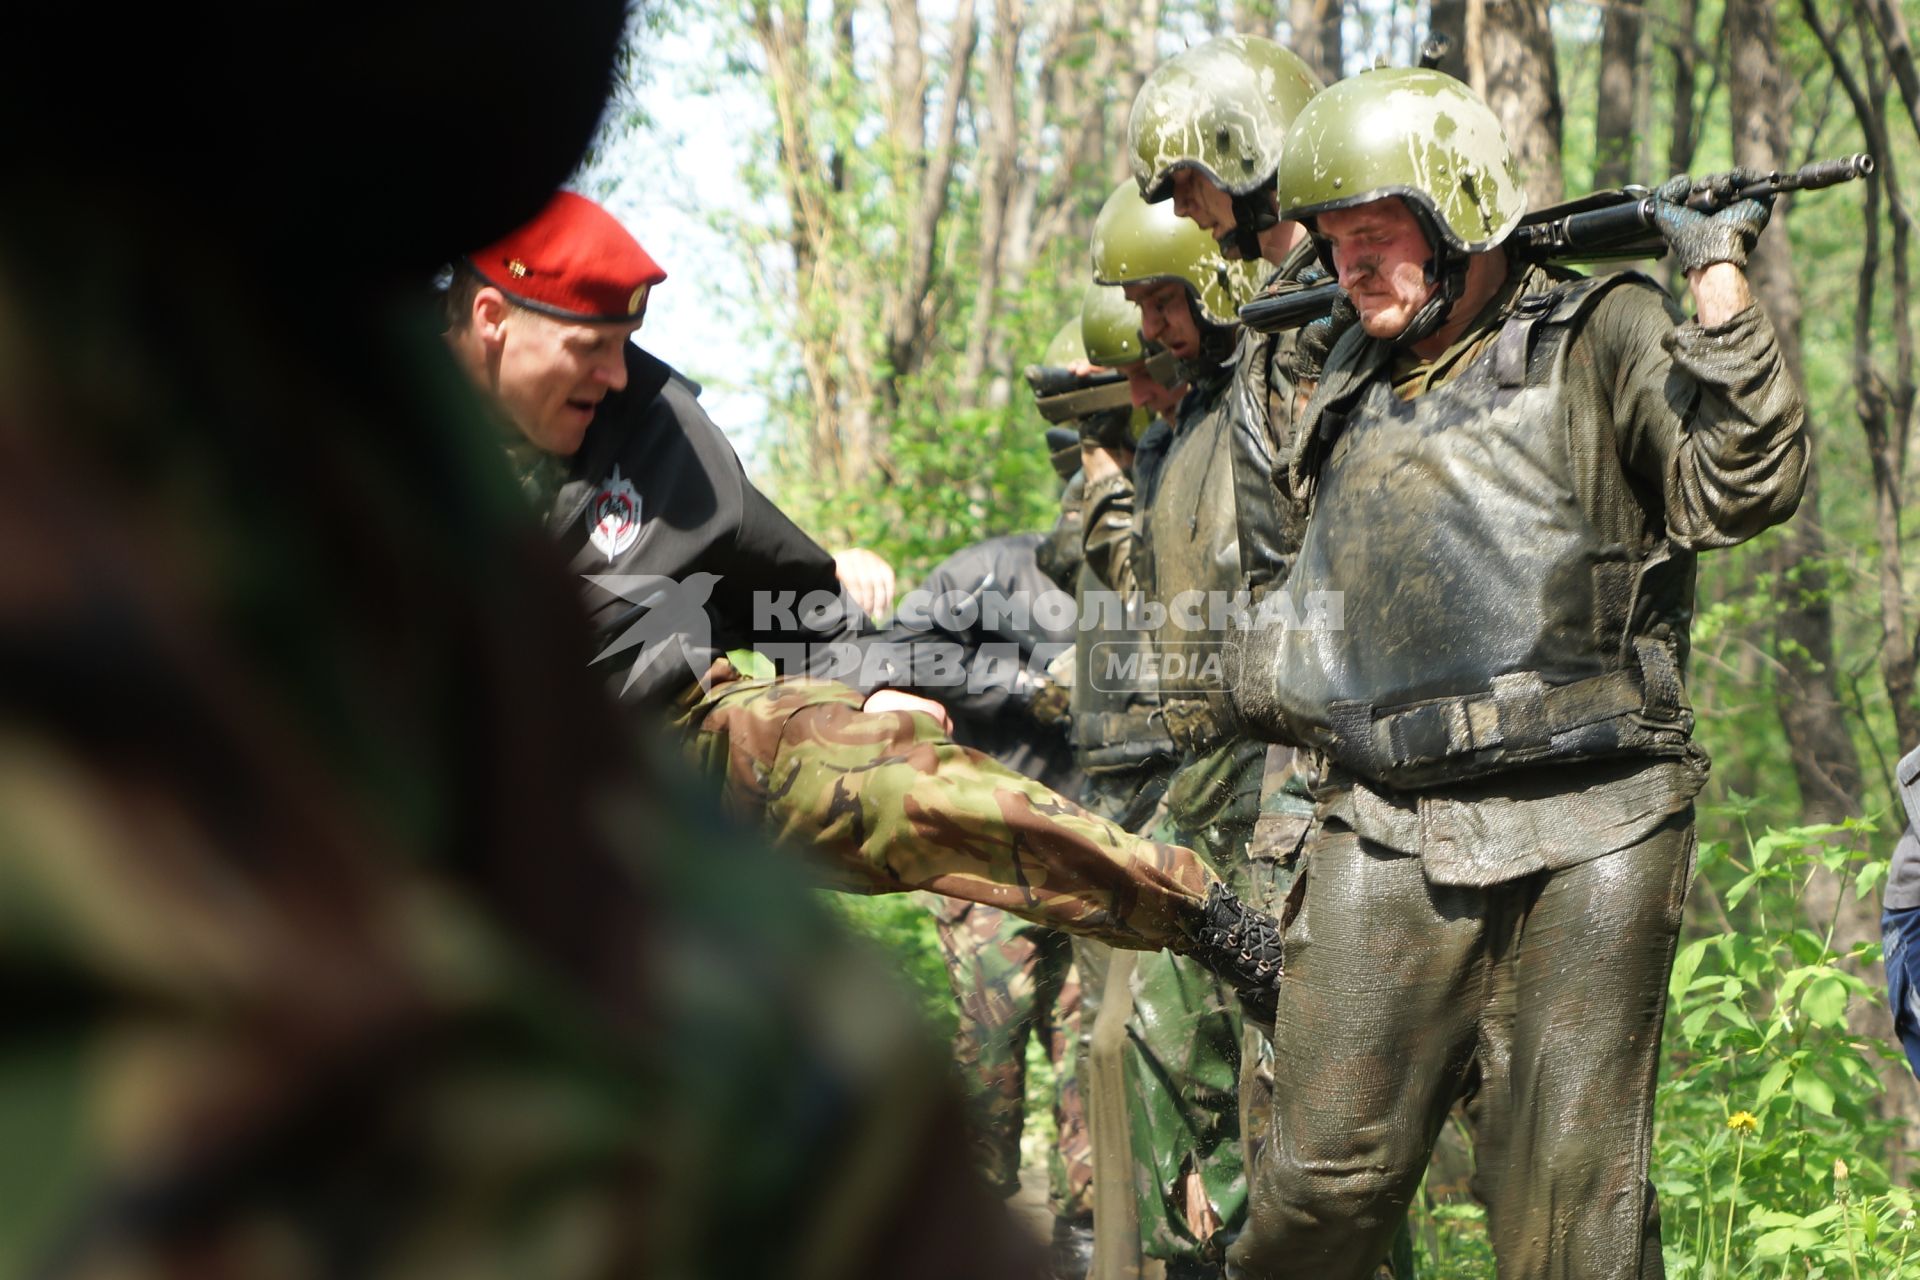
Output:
[1755, 1057, 1794, 1105]
[1670, 937, 1712, 1003]
[1802, 975, 1850, 1028]
[1753, 1226, 1823, 1256]
[1778, 964, 1820, 1003]
[1792, 1071, 1836, 1116]
[1857, 859, 1889, 895]
[1713, 1001, 1755, 1033]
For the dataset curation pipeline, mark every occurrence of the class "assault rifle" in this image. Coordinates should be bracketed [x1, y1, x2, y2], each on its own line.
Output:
[1024, 348, 1180, 425]
[1239, 154, 1876, 334]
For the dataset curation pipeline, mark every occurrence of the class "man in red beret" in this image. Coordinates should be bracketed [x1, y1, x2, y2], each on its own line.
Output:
[446, 190, 892, 708]
[443, 190, 1294, 987]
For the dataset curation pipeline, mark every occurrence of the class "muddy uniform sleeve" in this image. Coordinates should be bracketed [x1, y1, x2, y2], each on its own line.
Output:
[1596, 286, 1808, 549]
[1231, 331, 1306, 597]
[1080, 469, 1144, 598]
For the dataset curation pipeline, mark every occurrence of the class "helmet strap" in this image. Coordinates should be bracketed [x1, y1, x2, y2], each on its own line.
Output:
[1227, 185, 1278, 262]
[1178, 316, 1241, 382]
[1395, 214, 1469, 348]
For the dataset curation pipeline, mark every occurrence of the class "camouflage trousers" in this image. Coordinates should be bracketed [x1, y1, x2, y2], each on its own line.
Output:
[1124, 738, 1270, 1273]
[930, 898, 1093, 1218]
[675, 664, 1217, 951]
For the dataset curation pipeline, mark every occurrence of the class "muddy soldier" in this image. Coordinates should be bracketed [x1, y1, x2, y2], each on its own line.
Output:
[1228, 70, 1808, 1277]
[1074, 178, 1279, 1276]
[1125, 31, 1367, 944]
[1056, 284, 1187, 837]
[440, 191, 1287, 980]
[1126, 39, 1432, 1280]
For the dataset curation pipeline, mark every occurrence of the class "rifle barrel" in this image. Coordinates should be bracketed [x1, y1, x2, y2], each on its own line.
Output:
[1687, 153, 1875, 209]
[1234, 153, 1874, 333]
[1238, 282, 1343, 333]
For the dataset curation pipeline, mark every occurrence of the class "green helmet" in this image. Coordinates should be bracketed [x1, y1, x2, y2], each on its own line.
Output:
[1080, 283, 1182, 400]
[1042, 316, 1088, 367]
[1276, 67, 1526, 254]
[1129, 35, 1322, 203]
[1090, 181, 1264, 329]
[1032, 313, 1150, 443]
[1079, 282, 1145, 368]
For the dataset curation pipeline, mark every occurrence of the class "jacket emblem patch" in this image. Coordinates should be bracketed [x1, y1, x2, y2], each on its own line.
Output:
[587, 466, 643, 562]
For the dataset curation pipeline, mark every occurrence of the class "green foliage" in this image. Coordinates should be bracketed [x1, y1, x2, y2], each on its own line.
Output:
[821, 890, 958, 1043]
[1653, 819, 1917, 1278]
[1410, 819, 1916, 1277]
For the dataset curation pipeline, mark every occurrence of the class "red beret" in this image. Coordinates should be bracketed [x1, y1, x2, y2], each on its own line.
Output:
[466, 190, 666, 323]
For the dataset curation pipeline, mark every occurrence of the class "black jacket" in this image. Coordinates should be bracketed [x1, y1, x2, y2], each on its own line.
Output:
[543, 346, 865, 709]
[865, 532, 1079, 794]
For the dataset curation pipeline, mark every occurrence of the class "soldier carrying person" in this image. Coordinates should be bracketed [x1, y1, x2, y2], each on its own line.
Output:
[1226, 67, 1807, 1279]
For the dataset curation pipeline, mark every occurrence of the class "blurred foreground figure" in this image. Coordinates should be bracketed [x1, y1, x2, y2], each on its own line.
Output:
[0, 4, 1044, 1276]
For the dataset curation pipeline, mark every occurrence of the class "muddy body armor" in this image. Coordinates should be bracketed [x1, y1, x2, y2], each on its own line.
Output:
[1248, 272, 1695, 789]
[1072, 557, 1175, 773]
[1138, 365, 1246, 754]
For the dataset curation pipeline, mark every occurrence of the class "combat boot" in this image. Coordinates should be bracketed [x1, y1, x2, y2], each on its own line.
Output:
[1182, 882, 1283, 1022]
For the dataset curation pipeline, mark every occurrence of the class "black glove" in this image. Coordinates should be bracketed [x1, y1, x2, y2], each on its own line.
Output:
[1077, 405, 1136, 453]
[1294, 294, 1359, 385]
[1650, 170, 1774, 273]
[1273, 262, 1355, 385]
[1183, 881, 1284, 1022]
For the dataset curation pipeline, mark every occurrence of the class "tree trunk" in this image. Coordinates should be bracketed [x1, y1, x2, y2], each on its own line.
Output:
[1428, 0, 1471, 82]
[749, 0, 843, 479]
[1113, 0, 1165, 190]
[1235, 0, 1280, 35]
[1807, 0, 1920, 754]
[1858, 0, 1920, 142]
[1288, 0, 1343, 83]
[1479, 0, 1564, 204]
[959, 0, 1021, 405]
[1731, 0, 1912, 1171]
[1730, 0, 1860, 828]
[1593, 0, 1642, 189]
[885, 0, 978, 406]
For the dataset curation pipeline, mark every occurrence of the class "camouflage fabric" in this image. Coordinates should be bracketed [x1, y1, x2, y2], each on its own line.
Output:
[675, 664, 1221, 951]
[1126, 948, 1244, 1271]
[1114, 740, 1266, 1268]
[929, 899, 1092, 1217]
[0, 239, 1043, 1280]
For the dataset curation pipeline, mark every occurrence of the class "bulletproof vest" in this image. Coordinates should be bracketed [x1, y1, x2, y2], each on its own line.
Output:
[1251, 273, 1695, 789]
[1070, 559, 1174, 772]
[1139, 364, 1244, 749]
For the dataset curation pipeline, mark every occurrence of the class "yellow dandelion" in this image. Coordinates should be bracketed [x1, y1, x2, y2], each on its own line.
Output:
[1727, 1110, 1759, 1134]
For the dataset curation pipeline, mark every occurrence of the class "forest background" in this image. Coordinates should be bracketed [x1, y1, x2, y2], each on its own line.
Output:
[602, 0, 1920, 1272]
